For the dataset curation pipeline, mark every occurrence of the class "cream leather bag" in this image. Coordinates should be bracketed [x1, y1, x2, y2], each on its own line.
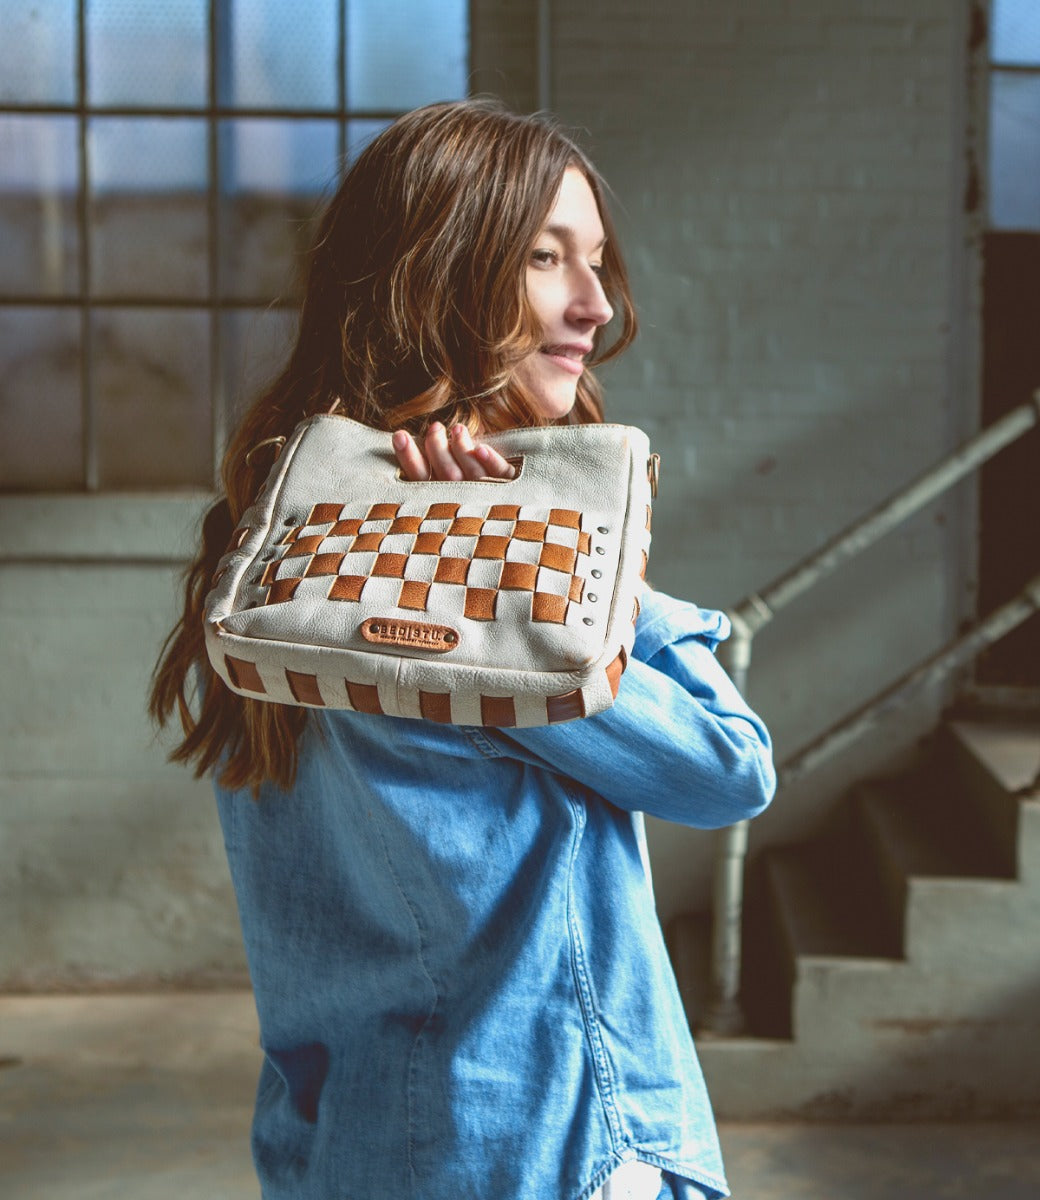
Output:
[204, 414, 657, 727]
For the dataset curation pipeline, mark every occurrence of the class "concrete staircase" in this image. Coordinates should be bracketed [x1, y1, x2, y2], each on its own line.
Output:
[669, 714, 1040, 1119]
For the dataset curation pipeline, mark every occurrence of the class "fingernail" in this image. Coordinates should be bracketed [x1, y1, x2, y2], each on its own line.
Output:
[392, 431, 407, 449]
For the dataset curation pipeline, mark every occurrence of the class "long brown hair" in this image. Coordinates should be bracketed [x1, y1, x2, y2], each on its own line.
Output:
[150, 98, 638, 795]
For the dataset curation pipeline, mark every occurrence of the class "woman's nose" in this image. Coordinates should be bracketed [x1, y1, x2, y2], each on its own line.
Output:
[570, 270, 613, 328]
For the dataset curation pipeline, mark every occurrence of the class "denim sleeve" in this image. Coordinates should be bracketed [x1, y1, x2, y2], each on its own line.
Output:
[494, 588, 776, 829]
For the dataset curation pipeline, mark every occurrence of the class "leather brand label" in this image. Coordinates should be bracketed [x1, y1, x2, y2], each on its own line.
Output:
[360, 617, 459, 652]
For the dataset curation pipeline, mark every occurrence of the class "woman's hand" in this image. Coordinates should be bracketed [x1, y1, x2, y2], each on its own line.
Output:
[392, 422, 516, 482]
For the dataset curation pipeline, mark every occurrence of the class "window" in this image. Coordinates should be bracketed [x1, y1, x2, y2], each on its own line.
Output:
[988, 0, 1040, 229]
[0, 0, 469, 491]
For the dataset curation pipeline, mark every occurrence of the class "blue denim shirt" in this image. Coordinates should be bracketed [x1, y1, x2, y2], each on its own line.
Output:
[215, 587, 775, 1200]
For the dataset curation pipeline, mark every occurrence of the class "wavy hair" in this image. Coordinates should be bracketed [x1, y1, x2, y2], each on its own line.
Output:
[150, 98, 638, 795]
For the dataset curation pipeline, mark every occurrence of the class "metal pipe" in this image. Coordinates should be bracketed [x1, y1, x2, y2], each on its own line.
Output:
[780, 572, 1040, 786]
[730, 395, 1040, 636]
[700, 818, 750, 1036]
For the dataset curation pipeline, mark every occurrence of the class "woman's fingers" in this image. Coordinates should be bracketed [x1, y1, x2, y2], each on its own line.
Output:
[392, 423, 516, 482]
[448, 425, 491, 480]
[423, 422, 464, 481]
[471, 443, 517, 480]
[392, 430, 430, 481]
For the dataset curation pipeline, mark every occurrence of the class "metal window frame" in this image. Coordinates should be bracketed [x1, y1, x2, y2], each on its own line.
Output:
[0, 0, 471, 492]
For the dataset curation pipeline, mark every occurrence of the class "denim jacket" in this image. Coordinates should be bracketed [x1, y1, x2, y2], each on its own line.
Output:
[215, 587, 775, 1200]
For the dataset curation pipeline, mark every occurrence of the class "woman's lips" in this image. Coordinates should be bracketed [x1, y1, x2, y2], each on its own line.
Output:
[540, 345, 588, 376]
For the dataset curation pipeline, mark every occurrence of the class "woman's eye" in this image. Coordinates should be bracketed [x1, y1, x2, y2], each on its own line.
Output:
[530, 248, 558, 267]
[590, 262, 604, 277]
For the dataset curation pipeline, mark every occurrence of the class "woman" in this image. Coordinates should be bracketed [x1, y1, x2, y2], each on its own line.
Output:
[152, 99, 774, 1200]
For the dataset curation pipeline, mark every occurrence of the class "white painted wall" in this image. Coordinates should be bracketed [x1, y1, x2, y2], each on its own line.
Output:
[0, 0, 977, 983]
[545, 0, 974, 918]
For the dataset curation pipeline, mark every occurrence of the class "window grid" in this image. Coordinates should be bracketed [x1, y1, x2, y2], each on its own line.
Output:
[987, 1, 1040, 232]
[0, 1, 470, 491]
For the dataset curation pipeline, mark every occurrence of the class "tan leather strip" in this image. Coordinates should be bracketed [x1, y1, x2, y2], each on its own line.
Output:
[373, 552, 408, 578]
[500, 561, 538, 591]
[398, 580, 431, 610]
[266, 578, 301, 605]
[639, 550, 647, 579]
[346, 680, 383, 714]
[465, 588, 497, 620]
[284, 534, 324, 558]
[419, 690, 453, 723]
[434, 557, 469, 585]
[328, 575, 366, 602]
[211, 566, 226, 587]
[414, 531, 447, 554]
[230, 526, 250, 549]
[426, 502, 459, 519]
[539, 542, 577, 573]
[389, 515, 423, 534]
[474, 534, 509, 560]
[351, 531, 385, 552]
[481, 694, 516, 727]
[546, 688, 585, 723]
[577, 531, 591, 556]
[286, 670, 324, 706]
[368, 503, 399, 520]
[260, 561, 279, 586]
[305, 552, 345, 577]
[225, 655, 265, 693]
[308, 503, 342, 525]
[449, 516, 484, 535]
[488, 504, 521, 520]
[330, 518, 364, 537]
[549, 508, 581, 528]
[568, 574, 585, 603]
[281, 526, 302, 545]
[513, 520, 547, 542]
[646, 504, 652, 532]
[531, 592, 567, 624]
[633, 595, 641, 623]
[605, 648, 626, 699]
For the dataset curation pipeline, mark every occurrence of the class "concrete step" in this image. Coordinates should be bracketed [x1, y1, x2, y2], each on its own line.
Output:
[944, 716, 1040, 885]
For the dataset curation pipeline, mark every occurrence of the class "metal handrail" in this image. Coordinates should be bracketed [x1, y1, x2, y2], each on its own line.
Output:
[699, 392, 1040, 1036]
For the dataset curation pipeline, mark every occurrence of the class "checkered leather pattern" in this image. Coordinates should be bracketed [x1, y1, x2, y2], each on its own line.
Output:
[204, 414, 654, 728]
[259, 501, 602, 626]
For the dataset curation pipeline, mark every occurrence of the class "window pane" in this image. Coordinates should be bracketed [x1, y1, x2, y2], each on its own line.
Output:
[221, 307, 298, 436]
[345, 117, 392, 165]
[346, 0, 468, 110]
[0, 116, 79, 296]
[87, 0, 207, 107]
[89, 117, 208, 297]
[0, 0, 76, 104]
[0, 308, 83, 490]
[989, 72, 1040, 230]
[218, 119, 336, 300]
[221, 0, 338, 110]
[991, 0, 1040, 65]
[93, 308, 211, 488]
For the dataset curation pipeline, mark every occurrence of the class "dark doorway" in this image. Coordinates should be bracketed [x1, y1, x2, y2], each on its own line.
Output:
[977, 232, 1040, 685]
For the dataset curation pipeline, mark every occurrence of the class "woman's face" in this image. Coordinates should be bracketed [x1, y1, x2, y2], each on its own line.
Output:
[515, 167, 614, 420]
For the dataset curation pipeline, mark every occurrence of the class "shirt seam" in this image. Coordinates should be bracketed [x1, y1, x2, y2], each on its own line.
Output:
[565, 791, 625, 1152]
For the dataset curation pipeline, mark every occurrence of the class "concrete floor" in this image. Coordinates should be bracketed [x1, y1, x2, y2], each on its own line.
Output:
[3, 993, 1039, 1200]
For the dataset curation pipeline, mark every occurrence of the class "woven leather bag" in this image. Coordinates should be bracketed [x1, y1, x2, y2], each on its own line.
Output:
[203, 414, 657, 727]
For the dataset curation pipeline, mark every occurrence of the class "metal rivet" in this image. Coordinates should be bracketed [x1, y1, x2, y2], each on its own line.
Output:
[445, 632, 457, 644]
[597, 526, 608, 534]
[591, 569, 602, 579]
[595, 546, 606, 555]
[588, 593, 598, 603]
[583, 617, 594, 626]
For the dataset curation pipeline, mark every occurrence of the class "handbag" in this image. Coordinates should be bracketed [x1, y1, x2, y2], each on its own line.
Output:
[203, 413, 658, 727]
